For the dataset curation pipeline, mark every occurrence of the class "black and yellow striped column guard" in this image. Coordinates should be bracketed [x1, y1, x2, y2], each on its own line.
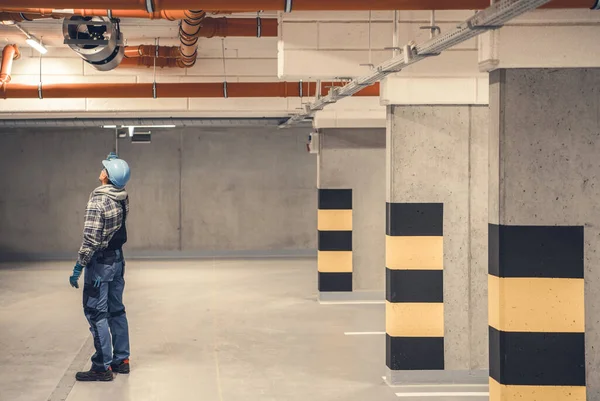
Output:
[489, 224, 586, 401]
[386, 203, 444, 370]
[318, 189, 353, 292]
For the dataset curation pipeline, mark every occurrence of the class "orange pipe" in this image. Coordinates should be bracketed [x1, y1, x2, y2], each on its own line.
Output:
[0, 0, 595, 11]
[0, 45, 20, 88]
[119, 56, 180, 68]
[0, 12, 62, 21]
[0, 9, 190, 20]
[124, 45, 181, 59]
[179, 10, 206, 68]
[0, 81, 380, 99]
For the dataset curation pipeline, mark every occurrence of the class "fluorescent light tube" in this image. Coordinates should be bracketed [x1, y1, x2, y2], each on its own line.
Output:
[26, 38, 48, 54]
[125, 125, 176, 128]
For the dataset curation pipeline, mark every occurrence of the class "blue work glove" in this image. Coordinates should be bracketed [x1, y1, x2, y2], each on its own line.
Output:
[69, 263, 84, 289]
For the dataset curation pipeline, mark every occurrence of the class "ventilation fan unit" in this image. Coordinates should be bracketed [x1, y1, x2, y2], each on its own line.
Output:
[63, 16, 124, 71]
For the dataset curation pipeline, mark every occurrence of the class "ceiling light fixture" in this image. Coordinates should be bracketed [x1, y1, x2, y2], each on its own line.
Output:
[102, 125, 176, 129]
[128, 125, 176, 128]
[131, 132, 152, 144]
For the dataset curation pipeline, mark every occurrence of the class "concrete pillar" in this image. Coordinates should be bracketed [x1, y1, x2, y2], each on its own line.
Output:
[488, 68, 600, 400]
[316, 128, 386, 301]
[385, 105, 489, 384]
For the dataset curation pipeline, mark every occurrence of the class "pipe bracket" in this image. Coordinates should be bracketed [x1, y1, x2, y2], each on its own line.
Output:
[223, 81, 228, 98]
[284, 0, 293, 13]
[299, 80, 303, 97]
[257, 14, 262, 37]
[37, 82, 43, 99]
[145, 0, 154, 13]
[152, 81, 157, 99]
[107, 10, 113, 19]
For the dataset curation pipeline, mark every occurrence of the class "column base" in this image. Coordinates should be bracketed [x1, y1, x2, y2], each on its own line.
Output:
[384, 368, 489, 387]
[318, 290, 384, 304]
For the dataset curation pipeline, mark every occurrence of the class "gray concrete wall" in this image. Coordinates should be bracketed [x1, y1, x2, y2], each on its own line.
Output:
[318, 129, 386, 292]
[387, 105, 489, 371]
[0, 126, 316, 260]
[489, 68, 600, 398]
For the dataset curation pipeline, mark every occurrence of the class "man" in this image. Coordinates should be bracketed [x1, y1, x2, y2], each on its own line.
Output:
[69, 152, 132, 382]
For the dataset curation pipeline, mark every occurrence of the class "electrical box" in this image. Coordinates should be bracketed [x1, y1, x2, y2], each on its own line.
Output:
[132, 131, 152, 144]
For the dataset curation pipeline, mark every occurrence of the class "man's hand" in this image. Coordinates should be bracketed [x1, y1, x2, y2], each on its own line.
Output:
[69, 263, 84, 289]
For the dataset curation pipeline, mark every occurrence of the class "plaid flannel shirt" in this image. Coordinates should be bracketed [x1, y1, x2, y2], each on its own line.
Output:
[77, 191, 129, 267]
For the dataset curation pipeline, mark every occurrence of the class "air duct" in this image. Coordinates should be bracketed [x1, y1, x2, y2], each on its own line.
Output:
[62, 16, 124, 71]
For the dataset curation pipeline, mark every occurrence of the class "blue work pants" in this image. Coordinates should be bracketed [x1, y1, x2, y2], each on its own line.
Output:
[83, 251, 130, 372]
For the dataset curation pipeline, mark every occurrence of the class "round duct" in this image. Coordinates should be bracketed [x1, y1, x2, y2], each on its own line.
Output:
[62, 16, 124, 71]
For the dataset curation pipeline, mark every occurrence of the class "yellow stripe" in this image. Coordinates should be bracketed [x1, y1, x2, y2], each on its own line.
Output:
[318, 209, 352, 231]
[489, 377, 586, 401]
[488, 275, 585, 333]
[318, 251, 353, 273]
[386, 301, 444, 337]
[386, 236, 443, 270]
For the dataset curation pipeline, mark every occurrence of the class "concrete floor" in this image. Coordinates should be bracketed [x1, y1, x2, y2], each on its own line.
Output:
[0, 258, 399, 401]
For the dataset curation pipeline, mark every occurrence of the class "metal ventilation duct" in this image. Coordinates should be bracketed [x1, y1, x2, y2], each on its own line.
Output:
[62, 16, 124, 71]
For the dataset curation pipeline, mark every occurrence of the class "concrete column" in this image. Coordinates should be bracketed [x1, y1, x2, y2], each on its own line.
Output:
[316, 128, 386, 301]
[385, 105, 489, 384]
[488, 68, 600, 401]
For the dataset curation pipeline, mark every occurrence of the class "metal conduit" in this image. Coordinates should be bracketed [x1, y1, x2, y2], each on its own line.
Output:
[280, 0, 556, 127]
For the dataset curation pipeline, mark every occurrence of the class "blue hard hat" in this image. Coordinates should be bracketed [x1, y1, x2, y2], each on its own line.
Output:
[102, 153, 131, 188]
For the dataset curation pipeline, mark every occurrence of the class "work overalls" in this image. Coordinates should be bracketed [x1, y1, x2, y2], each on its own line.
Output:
[83, 200, 130, 372]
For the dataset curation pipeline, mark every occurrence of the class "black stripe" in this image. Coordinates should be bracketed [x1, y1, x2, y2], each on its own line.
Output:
[90, 322, 105, 369]
[386, 203, 443, 236]
[386, 269, 443, 303]
[489, 326, 586, 386]
[488, 224, 584, 278]
[319, 272, 352, 292]
[318, 189, 352, 210]
[318, 231, 352, 251]
[386, 335, 444, 370]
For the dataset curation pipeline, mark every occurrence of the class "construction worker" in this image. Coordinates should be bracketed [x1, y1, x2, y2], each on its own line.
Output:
[69, 152, 131, 382]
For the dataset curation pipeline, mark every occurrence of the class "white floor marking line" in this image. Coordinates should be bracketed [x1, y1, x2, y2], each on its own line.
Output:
[344, 331, 386, 335]
[319, 300, 385, 305]
[395, 392, 489, 397]
[396, 384, 489, 388]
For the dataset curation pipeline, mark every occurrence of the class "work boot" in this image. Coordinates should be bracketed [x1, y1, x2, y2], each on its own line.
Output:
[75, 367, 113, 382]
[111, 359, 130, 374]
